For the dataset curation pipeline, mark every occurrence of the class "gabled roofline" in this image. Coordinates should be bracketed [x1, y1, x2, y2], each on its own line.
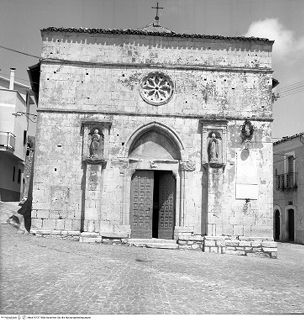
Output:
[41, 27, 274, 44]
[273, 132, 304, 145]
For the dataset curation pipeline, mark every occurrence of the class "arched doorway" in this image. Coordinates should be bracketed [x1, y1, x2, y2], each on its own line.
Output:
[128, 124, 181, 239]
[287, 209, 295, 241]
[274, 209, 280, 241]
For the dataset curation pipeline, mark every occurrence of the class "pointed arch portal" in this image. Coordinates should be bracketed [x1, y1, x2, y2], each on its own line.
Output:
[125, 122, 183, 239]
[125, 121, 184, 160]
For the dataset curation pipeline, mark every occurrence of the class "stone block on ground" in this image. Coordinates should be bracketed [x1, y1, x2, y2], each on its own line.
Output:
[239, 241, 251, 247]
[191, 243, 200, 249]
[226, 250, 245, 256]
[262, 247, 277, 252]
[262, 241, 277, 248]
[225, 240, 239, 246]
[79, 236, 102, 243]
[204, 240, 216, 246]
[81, 232, 99, 237]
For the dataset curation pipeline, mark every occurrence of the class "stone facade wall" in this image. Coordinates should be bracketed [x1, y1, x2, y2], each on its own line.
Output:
[41, 32, 272, 69]
[273, 136, 304, 244]
[38, 63, 272, 119]
[32, 30, 276, 256]
[32, 112, 273, 238]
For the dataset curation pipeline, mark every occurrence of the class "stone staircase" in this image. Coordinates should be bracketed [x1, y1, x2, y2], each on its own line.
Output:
[127, 238, 179, 249]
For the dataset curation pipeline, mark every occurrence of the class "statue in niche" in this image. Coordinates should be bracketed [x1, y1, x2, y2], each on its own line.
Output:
[208, 132, 221, 163]
[89, 129, 102, 158]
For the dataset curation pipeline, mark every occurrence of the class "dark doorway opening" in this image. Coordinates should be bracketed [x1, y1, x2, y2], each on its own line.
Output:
[130, 170, 175, 239]
[152, 171, 175, 239]
[288, 209, 294, 241]
[274, 210, 280, 241]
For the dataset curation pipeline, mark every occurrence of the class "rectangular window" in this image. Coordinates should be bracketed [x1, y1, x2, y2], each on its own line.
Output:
[12, 166, 15, 182]
[18, 169, 21, 184]
[23, 130, 27, 145]
[285, 155, 296, 189]
[287, 156, 294, 173]
[275, 169, 280, 190]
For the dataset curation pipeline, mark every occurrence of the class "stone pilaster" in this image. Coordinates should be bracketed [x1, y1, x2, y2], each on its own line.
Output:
[83, 159, 106, 233]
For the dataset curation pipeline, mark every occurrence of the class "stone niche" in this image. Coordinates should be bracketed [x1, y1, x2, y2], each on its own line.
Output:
[200, 119, 228, 168]
[80, 120, 112, 233]
[81, 120, 112, 166]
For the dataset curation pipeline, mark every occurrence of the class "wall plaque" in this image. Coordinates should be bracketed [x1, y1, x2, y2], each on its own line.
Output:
[235, 149, 259, 200]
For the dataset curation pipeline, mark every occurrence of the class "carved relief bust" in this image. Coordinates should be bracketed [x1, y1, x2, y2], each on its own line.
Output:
[241, 120, 254, 142]
[140, 72, 173, 105]
[180, 160, 196, 171]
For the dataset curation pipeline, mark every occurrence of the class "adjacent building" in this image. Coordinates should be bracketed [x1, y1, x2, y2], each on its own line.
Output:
[273, 133, 304, 244]
[0, 69, 36, 201]
[30, 24, 277, 256]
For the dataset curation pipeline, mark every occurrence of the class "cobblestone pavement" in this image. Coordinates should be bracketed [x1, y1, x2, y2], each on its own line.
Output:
[0, 224, 304, 315]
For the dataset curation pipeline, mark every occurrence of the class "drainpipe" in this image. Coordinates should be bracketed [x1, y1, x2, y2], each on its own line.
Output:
[9, 67, 16, 90]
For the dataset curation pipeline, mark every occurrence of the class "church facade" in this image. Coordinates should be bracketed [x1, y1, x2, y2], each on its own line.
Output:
[31, 26, 277, 257]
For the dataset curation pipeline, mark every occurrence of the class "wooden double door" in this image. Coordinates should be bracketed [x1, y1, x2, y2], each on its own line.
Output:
[130, 170, 176, 239]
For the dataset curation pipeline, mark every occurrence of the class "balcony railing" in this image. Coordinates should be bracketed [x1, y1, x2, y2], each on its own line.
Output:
[276, 172, 297, 191]
[0, 131, 16, 151]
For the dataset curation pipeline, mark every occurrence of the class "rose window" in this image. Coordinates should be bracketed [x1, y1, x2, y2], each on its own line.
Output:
[140, 72, 173, 105]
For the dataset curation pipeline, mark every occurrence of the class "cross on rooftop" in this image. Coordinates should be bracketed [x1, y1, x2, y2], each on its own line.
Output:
[152, 2, 164, 24]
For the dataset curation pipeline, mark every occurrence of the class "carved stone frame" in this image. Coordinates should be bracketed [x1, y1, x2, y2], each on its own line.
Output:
[81, 120, 112, 166]
[200, 119, 228, 168]
[119, 121, 186, 236]
[139, 72, 174, 106]
[80, 120, 112, 233]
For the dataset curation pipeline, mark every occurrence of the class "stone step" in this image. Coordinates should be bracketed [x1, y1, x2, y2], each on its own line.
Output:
[127, 238, 179, 249]
[145, 243, 179, 249]
[128, 238, 177, 244]
[79, 236, 102, 243]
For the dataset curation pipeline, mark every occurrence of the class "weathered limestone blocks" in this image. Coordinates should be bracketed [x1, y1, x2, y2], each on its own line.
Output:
[28, 229, 277, 258]
[30, 229, 81, 241]
[177, 233, 205, 250]
[79, 231, 129, 245]
[202, 235, 277, 258]
[176, 233, 277, 258]
[32, 27, 275, 257]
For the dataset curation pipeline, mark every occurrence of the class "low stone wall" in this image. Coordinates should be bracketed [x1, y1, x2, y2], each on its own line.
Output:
[177, 234, 204, 250]
[30, 230, 128, 245]
[30, 230, 277, 258]
[79, 232, 128, 245]
[177, 234, 277, 258]
[31, 229, 81, 241]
